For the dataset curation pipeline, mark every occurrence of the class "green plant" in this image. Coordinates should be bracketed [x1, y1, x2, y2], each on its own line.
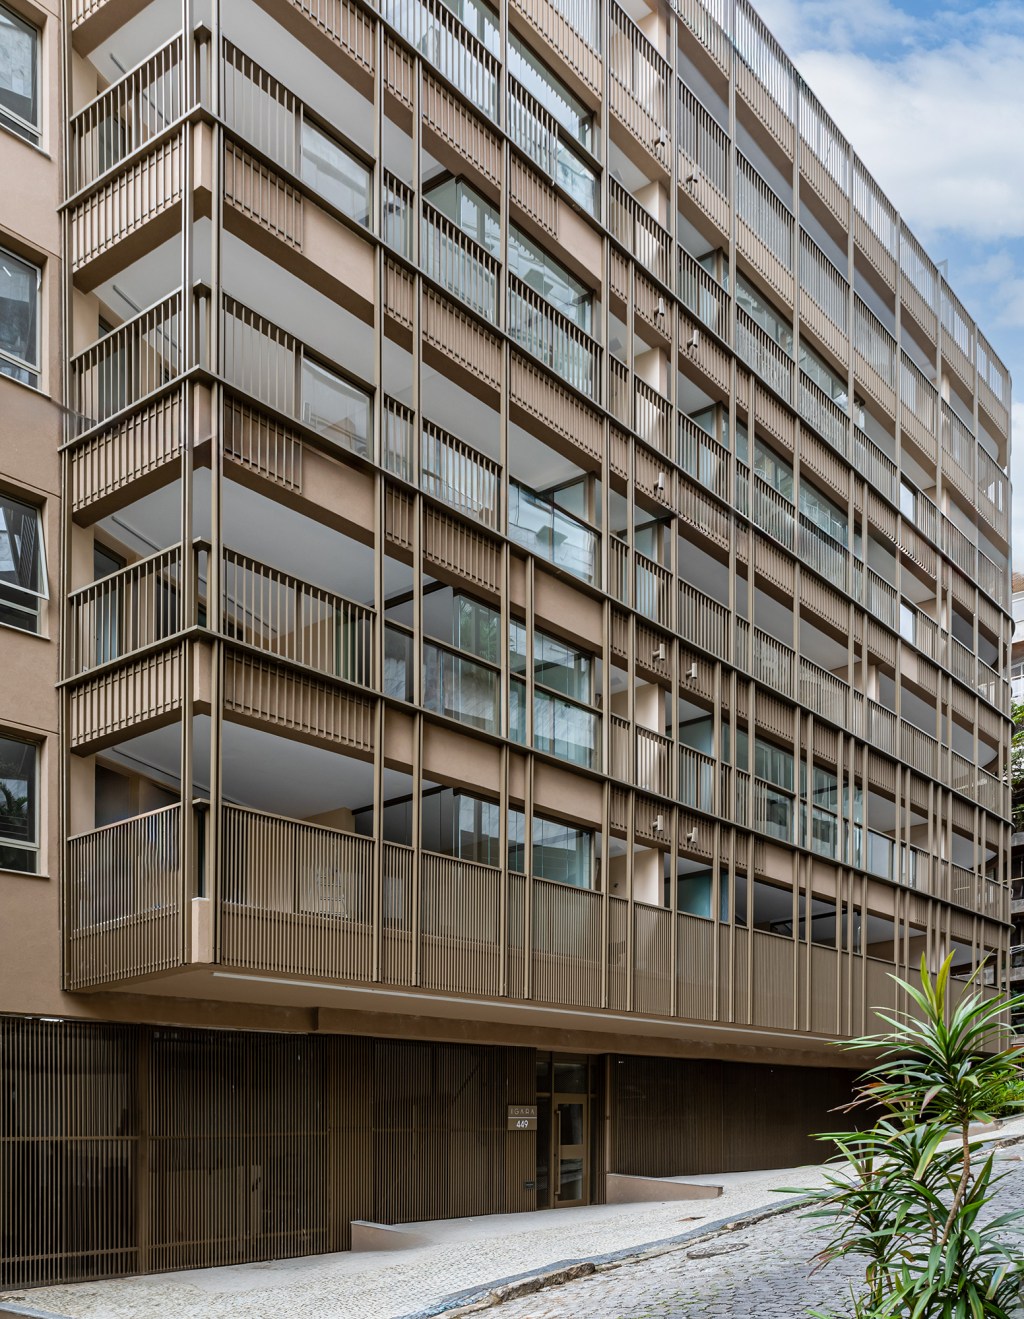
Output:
[795, 954, 1024, 1318]
[985, 1073, 1024, 1120]
[1010, 702, 1024, 833]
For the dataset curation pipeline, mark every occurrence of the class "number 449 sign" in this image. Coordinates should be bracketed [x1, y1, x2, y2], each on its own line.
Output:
[507, 1104, 538, 1131]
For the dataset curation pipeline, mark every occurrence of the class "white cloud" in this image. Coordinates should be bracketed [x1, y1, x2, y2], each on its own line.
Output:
[751, 1, 1022, 575]
[786, 37, 1024, 243]
[752, 0, 915, 52]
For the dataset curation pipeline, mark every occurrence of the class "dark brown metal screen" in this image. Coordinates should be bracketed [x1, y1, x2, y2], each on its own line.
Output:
[0, 1017, 536, 1288]
[611, 1055, 855, 1177]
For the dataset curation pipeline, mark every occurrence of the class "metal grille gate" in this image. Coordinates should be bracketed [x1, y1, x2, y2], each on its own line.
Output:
[0, 1017, 536, 1288]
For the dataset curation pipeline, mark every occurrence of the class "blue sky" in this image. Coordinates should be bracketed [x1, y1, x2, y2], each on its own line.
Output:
[752, 0, 1024, 564]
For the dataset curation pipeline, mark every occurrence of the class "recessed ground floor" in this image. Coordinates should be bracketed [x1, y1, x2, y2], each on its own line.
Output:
[0, 1014, 854, 1290]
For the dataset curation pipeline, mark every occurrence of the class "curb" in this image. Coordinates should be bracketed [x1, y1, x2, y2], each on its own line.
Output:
[0, 1304, 74, 1319]
[394, 1195, 810, 1319]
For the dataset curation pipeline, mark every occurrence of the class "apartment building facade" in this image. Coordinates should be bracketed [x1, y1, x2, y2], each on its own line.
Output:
[0, 0, 1015, 1288]
[1009, 577, 1023, 1015]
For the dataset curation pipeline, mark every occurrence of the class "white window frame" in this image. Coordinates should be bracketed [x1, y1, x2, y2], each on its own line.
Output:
[0, 733, 40, 874]
[0, 2, 40, 146]
[0, 243, 41, 387]
[0, 494, 48, 633]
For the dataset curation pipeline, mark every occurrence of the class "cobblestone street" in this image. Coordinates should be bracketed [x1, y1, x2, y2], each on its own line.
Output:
[487, 1156, 1024, 1319]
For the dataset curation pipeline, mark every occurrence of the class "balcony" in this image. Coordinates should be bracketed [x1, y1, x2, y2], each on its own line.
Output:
[421, 201, 499, 322]
[381, 0, 500, 121]
[507, 274, 601, 399]
[70, 35, 185, 194]
[64, 803, 960, 1035]
[609, 716, 670, 796]
[222, 550, 375, 687]
[677, 81, 729, 234]
[608, 3, 671, 169]
[735, 153, 794, 305]
[508, 78, 598, 215]
[735, 306, 793, 402]
[70, 293, 184, 436]
[66, 804, 184, 989]
[66, 545, 186, 678]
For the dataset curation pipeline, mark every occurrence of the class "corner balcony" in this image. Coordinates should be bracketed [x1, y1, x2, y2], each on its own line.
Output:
[64, 798, 1002, 1042]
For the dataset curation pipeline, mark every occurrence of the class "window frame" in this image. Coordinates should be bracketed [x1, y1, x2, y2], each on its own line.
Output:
[0, 242, 42, 387]
[0, 1, 40, 146]
[0, 491, 48, 634]
[0, 732, 40, 874]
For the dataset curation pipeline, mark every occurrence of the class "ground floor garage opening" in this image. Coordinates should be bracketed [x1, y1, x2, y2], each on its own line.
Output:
[0, 1016, 855, 1289]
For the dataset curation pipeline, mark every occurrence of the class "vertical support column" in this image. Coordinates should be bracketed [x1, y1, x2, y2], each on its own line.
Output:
[179, 0, 197, 962]
[136, 1029, 151, 1274]
[371, 10, 386, 987]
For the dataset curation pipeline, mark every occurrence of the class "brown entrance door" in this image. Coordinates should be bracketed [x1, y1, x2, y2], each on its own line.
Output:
[552, 1094, 588, 1206]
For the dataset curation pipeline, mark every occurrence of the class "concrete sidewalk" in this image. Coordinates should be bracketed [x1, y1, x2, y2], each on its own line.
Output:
[6, 1116, 1024, 1319]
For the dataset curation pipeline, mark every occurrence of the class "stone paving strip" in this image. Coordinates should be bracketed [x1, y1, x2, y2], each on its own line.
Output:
[6, 1119, 1023, 1319]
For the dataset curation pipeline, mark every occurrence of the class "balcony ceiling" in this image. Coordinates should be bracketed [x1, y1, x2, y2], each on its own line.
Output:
[104, 720, 385, 818]
[223, 478, 376, 603]
[100, 472, 210, 557]
[92, 233, 191, 325]
[86, 0, 178, 88]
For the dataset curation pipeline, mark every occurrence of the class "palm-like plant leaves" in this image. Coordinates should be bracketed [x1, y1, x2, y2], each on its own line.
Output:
[794, 955, 1024, 1318]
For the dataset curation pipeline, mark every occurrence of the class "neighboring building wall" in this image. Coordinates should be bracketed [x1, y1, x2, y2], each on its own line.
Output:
[0, 0, 64, 1008]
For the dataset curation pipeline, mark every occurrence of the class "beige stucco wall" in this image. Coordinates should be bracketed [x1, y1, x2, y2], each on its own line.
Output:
[0, 0, 66, 1018]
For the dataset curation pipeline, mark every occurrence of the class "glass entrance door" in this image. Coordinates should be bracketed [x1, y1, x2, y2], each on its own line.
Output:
[553, 1094, 587, 1206]
[535, 1053, 594, 1209]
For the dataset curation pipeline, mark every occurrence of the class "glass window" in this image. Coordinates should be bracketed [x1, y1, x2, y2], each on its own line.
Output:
[300, 358, 370, 457]
[507, 809, 592, 887]
[508, 37, 593, 149]
[422, 642, 499, 732]
[382, 0, 498, 117]
[533, 631, 591, 702]
[754, 736, 793, 792]
[736, 274, 792, 355]
[438, 0, 500, 51]
[426, 177, 501, 255]
[300, 121, 370, 226]
[0, 734, 37, 873]
[0, 4, 38, 145]
[421, 787, 502, 865]
[93, 543, 124, 581]
[508, 481, 598, 585]
[534, 815, 592, 887]
[672, 868, 714, 919]
[799, 480, 847, 546]
[532, 688, 599, 767]
[799, 341, 849, 410]
[452, 593, 500, 663]
[754, 440, 793, 500]
[0, 246, 39, 386]
[509, 621, 598, 768]
[509, 226, 592, 333]
[0, 494, 45, 633]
